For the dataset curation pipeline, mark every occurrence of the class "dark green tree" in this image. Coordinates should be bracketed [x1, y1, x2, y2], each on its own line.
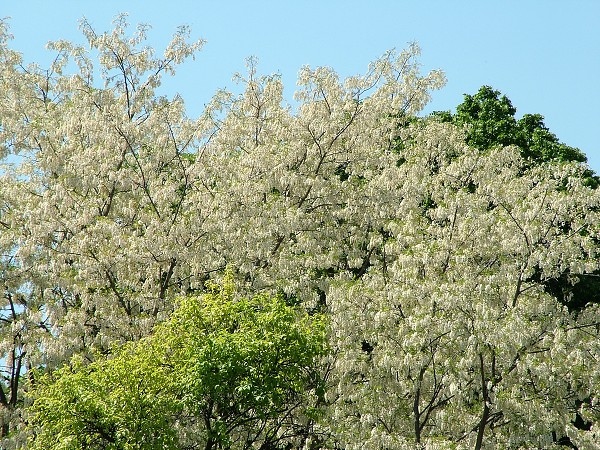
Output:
[434, 85, 592, 168]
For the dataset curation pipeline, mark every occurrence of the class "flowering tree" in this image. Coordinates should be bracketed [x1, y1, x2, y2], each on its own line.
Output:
[0, 16, 206, 443]
[327, 123, 600, 449]
[1, 15, 599, 449]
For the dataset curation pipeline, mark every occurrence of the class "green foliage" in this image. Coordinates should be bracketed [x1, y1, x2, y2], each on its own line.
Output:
[454, 85, 519, 150]
[27, 273, 328, 449]
[28, 348, 179, 450]
[435, 85, 592, 168]
[161, 272, 328, 448]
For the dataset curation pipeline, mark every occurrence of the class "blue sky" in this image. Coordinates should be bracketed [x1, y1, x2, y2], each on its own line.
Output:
[3, 1, 600, 171]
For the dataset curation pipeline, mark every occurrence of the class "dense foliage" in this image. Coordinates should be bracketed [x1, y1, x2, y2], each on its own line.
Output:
[433, 86, 600, 311]
[433, 85, 588, 164]
[27, 272, 327, 449]
[1, 16, 599, 450]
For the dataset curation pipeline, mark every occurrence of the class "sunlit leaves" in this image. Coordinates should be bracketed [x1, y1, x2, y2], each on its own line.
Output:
[27, 274, 327, 449]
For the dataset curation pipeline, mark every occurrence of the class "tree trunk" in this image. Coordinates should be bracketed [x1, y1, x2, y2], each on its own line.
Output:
[474, 353, 490, 450]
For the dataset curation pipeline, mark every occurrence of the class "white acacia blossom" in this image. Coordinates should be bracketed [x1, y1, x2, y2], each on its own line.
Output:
[1, 17, 599, 449]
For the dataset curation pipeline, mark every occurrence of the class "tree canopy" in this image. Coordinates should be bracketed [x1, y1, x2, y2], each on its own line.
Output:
[432, 85, 600, 312]
[433, 85, 589, 164]
[1, 16, 599, 450]
[27, 272, 327, 450]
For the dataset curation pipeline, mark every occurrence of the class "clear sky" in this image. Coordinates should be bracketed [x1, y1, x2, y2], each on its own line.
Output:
[3, 1, 599, 171]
